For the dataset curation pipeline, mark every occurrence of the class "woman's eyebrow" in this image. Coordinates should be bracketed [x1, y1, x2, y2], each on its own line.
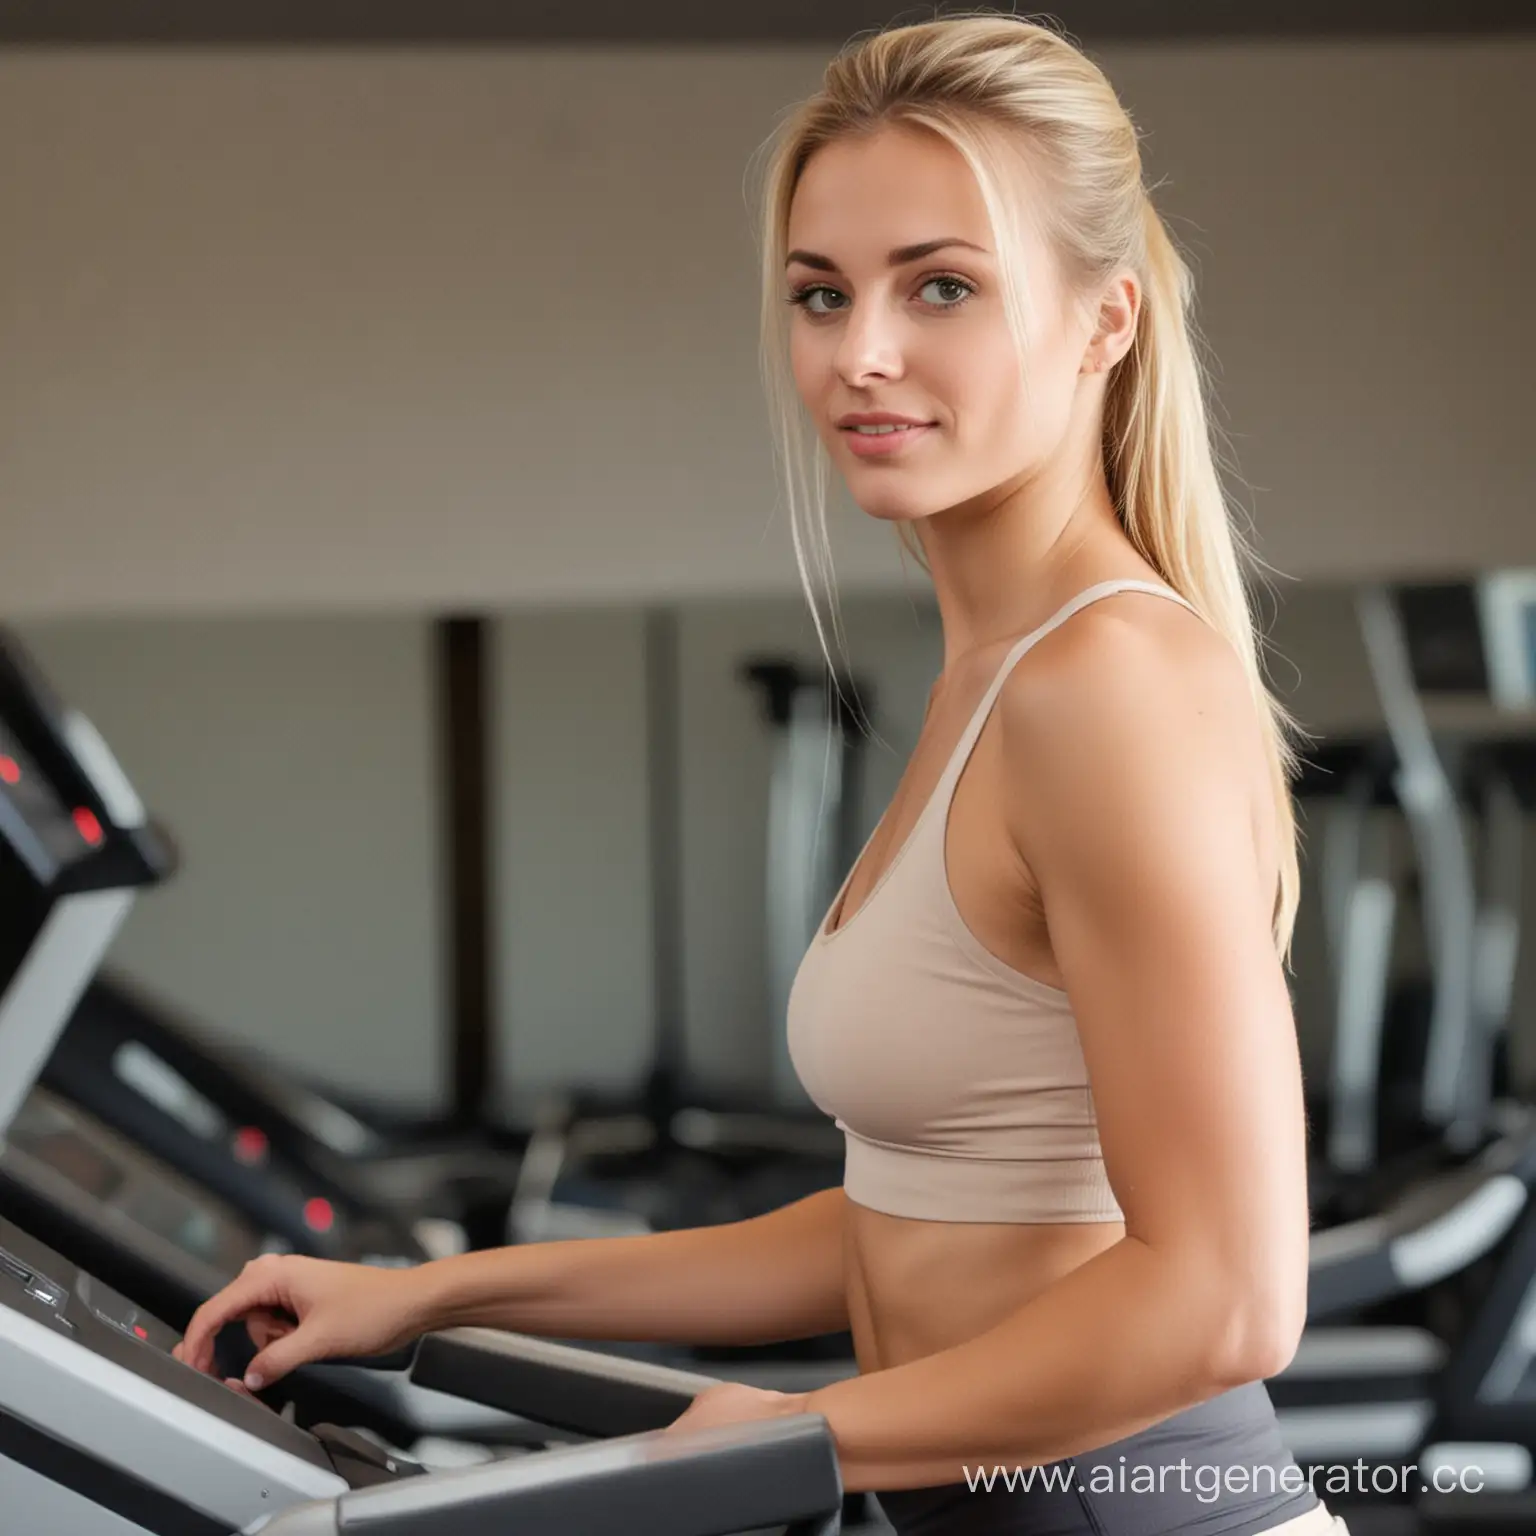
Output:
[784, 237, 989, 271]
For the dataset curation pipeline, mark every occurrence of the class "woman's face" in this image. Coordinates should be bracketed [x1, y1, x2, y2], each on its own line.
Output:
[785, 123, 1097, 526]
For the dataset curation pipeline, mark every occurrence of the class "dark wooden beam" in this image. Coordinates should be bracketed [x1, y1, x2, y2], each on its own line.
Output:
[643, 606, 685, 1103]
[436, 615, 494, 1128]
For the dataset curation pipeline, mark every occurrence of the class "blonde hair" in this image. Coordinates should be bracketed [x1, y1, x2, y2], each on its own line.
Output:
[753, 11, 1301, 953]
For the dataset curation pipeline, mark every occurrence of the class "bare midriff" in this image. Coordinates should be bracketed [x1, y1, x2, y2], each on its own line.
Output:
[843, 1203, 1125, 1371]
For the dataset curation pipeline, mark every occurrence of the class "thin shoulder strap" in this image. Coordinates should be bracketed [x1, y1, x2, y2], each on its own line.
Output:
[932, 578, 1198, 802]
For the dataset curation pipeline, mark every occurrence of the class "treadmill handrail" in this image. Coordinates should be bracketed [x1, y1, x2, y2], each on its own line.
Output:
[352, 1415, 839, 1535]
[1307, 1126, 1536, 1319]
[410, 1326, 723, 1438]
[256, 1415, 843, 1536]
[1356, 585, 1483, 1145]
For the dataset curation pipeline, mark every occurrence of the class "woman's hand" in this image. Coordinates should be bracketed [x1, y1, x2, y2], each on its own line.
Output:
[172, 1253, 436, 1390]
[666, 1381, 812, 1435]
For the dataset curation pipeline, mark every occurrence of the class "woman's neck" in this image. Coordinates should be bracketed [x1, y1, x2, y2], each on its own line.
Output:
[919, 474, 1130, 675]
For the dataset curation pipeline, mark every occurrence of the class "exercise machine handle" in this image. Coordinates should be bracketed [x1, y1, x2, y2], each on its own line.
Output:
[410, 1326, 724, 1437]
[250, 1414, 843, 1536]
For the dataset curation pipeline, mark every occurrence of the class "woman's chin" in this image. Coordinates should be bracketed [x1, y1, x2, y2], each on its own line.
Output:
[852, 496, 935, 527]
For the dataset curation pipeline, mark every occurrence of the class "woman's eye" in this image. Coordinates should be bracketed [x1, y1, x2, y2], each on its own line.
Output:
[788, 285, 845, 315]
[919, 276, 973, 308]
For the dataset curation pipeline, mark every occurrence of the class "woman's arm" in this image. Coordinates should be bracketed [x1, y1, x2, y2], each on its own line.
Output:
[800, 604, 1311, 1492]
[418, 1185, 851, 1346]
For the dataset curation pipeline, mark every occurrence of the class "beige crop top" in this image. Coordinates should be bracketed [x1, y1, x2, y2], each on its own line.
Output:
[786, 580, 1199, 1224]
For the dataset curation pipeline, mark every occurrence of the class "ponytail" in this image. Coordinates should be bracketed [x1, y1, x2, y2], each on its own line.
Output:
[1107, 201, 1300, 950]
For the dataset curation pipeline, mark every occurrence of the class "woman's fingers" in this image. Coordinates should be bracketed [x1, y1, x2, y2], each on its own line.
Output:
[176, 1259, 290, 1376]
[245, 1308, 296, 1351]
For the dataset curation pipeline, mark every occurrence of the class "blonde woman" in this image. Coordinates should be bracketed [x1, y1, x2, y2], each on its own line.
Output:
[177, 14, 1341, 1533]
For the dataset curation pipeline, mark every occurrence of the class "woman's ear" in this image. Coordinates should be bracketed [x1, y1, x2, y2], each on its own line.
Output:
[1084, 271, 1140, 373]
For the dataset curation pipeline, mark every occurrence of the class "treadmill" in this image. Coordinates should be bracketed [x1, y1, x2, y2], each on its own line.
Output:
[44, 970, 490, 1265]
[1297, 734, 1428, 1224]
[0, 628, 847, 1536]
[1299, 575, 1529, 1229]
[0, 626, 854, 1536]
[1265, 573, 1536, 1514]
[0, 1207, 844, 1536]
[0, 632, 551, 1455]
[0, 985, 843, 1528]
[1407, 571, 1536, 1528]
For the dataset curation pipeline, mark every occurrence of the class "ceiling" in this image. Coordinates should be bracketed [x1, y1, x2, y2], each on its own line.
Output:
[0, 0, 1530, 45]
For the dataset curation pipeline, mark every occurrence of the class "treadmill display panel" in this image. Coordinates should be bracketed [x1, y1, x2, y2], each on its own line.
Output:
[121, 1179, 260, 1272]
[7, 1105, 125, 1202]
[9, 1094, 266, 1276]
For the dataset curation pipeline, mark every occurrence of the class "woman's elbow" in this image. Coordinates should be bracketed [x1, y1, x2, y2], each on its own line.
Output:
[1201, 1270, 1307, 1389]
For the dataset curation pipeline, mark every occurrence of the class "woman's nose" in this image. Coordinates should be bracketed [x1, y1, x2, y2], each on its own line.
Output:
[833, 302, 906, 385]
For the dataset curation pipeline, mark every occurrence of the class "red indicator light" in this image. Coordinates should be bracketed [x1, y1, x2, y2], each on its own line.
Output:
[303, 1198, 335, 1234]
[132, 1324, 148, 1340]
[233, 1126, 269, 1166]
[72, 807, 104, 845]
[0, 757, 18, 785]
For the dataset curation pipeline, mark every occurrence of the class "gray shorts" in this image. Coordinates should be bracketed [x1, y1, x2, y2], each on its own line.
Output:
[875, 1384, 1324, 1536]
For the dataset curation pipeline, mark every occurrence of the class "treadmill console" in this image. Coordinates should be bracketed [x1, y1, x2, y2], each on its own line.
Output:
[0, 719, 94, 885]
[1393, 572, 1536, 710]
[0, 1210, 846, 1536]
[2, 1089, 271, 1296]
[0, 1239, 175, 1351]
[1480, 569, 1536, 711]
[45, 985, 437, 1268]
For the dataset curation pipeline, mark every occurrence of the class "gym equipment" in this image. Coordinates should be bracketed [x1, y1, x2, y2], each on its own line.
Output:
[506, 620, 854, 1252]
[0, 633, 421, 1290]
[744, 656, 869, 1111]
[1299, 736, 1409, 1199]
[0, 632, 172, 1135]
[1266, 572, 1536, 1520]
[1358, 584, 1486, 1156]
[1304, 576, 1535, 1224]
[0, 629, 554, 1455]
[0, 625, 855, 1431]
[1479, 570, 1536, 714]
[0, 1211, 845, 1536]
[1277, 1111, 1536, 1467]
[1404, 575, 1536, 1527]
[44, 971, 501, 1262]
[0, 640, 848, 1535]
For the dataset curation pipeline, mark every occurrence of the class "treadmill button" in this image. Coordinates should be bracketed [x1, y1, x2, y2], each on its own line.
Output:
[24, 1278, 65, 1310]
[0, 1251, 33, 1287]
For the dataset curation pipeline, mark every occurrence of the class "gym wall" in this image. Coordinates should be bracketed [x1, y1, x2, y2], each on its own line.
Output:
[1, 37, 1532, 622]
[490, 608, 655, 1108]
[14, 598, 941, 1112]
